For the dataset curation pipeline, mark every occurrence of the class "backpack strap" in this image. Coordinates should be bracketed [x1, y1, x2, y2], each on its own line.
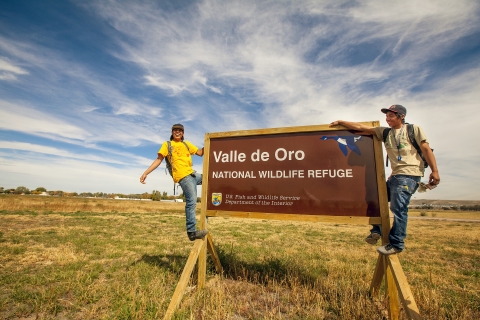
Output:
[383, 124, 429, 169]
[165, 141, 174, 176]
[165, 141, 192, 176]
[382, 128, 391, 167]
[406, 124, 429, 168]
[382, 128, 391, 143]
[182, 141, 191, 153]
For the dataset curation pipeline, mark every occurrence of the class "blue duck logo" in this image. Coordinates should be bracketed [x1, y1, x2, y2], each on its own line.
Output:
[320, 136, 362, 156]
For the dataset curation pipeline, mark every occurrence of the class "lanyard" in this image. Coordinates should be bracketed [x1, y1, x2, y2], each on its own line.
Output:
[391, 125, 405, 161]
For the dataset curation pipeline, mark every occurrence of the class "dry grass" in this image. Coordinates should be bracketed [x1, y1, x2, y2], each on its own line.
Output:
[0, 194, 186, 214]
[0, 195, 479, 319]
[408, 210, 480, 220]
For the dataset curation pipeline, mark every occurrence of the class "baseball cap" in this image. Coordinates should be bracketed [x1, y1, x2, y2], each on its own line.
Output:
[381, 105, 406, 116]
[171, 123, 184, 131]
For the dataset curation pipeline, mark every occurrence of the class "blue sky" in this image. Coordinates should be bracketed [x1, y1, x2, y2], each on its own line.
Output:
[1, 0, 479, 200]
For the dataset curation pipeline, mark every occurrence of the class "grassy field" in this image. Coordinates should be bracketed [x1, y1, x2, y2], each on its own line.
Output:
[0, 195, 479, 319]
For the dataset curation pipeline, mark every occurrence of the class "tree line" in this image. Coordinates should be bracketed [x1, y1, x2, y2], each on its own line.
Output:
[0, 186, 201, 202]
[2, 187, 477, 209]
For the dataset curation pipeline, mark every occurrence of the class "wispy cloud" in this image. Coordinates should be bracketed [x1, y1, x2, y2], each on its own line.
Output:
[0, 57, 28, 80]
[0, 100, 88, 140]
[0, 150, 173, 194]
[0, 141, 133, 165]
[89, 0, 480, 127]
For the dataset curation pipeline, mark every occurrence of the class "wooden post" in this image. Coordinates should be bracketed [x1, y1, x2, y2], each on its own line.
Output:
[370, 254, 384, 296]
[387, 255, 421, 320]
[198, 136, 212, 289]
[386, 256, 401, 320]
[206, 233, 223, 273]
[197, 214, 207, 289]
[163, 239, 205, 320]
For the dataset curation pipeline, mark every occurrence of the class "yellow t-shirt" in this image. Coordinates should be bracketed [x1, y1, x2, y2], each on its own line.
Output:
[373, 125, 428, 177]
[158, 140, 198, 183]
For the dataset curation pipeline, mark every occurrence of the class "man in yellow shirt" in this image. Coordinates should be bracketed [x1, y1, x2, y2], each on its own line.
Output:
[140, 124, 208, 241]
[331, 105, 440, 255]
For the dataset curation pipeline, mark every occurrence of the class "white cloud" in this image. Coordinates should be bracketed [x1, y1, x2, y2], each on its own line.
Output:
[0, 100, 89, 140]
[145, 75, 186, 96]
[0, 57, 28, 81]
[0, 141, 125, 165]
[0, 72, 19, 81]
[0, 57, 28, 74]
[87, 0, 480, 127]
[0, 150, 174, 194]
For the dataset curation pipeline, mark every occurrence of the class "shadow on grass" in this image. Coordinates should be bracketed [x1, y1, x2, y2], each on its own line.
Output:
[132, 254, 189, 274]
[213, 245, 324, 288]
[133, 247, 323, 289]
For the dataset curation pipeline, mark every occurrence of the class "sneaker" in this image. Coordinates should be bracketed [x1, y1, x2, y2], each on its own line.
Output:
[377, 244, 402, 255]
[187, 230, 209, 241]
[365, 232, 381, 245]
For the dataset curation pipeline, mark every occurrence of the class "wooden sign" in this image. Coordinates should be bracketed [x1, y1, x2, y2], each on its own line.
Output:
[201, 122, 387, 224]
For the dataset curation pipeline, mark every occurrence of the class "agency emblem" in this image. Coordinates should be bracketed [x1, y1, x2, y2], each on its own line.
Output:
[212, 193, 222, 206]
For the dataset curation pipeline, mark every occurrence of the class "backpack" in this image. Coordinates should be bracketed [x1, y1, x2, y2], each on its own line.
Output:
[382, 124, 431, 168]
[165, 140, 191, 177]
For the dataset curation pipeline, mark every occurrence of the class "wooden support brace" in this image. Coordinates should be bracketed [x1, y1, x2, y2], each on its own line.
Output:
[198, 238, 207, 289]
[370, 253, 385, 296]
[163, 239, 205, 320]
[386, 256, 401, 320]
[206, 233, 223, 273]
[387, 255, 422, 320]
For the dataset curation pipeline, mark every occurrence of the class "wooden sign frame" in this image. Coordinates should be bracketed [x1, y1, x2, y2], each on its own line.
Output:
[163, 122, 421, 320]
[201, 122, 388, 225]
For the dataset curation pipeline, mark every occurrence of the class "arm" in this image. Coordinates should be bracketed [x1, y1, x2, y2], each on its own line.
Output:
[330, 120, 376, 135]
[419, 141, 440, 185]
[195, 147, 204, 157]
[140, 154, 164, 184]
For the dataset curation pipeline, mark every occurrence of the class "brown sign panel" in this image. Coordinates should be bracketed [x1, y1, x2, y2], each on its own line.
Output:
[205, 126, 381, 217]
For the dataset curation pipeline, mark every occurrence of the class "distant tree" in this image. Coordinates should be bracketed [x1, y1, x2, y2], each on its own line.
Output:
[79, 192, 93, 197]
[460, 205, 480, 211]
[162, 191, 168, 200]
[151, 190, 162, 201]
[15, 186, 30, 195]
[35, 187, 47, 192]
[0, 187, 4, 194]
[141, 192, 151, 199]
